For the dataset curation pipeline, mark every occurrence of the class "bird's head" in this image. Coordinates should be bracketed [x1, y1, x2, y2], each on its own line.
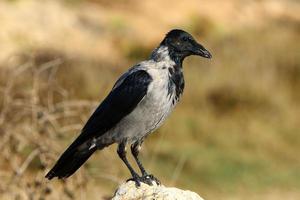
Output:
[160, 29, 212, 63]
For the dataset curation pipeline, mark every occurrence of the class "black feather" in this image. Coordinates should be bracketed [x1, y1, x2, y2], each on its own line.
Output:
[81, 70, 153, 139]
[45, 147, 97, 179]
[45, 70, 153, 179]
[168, 64, 185, 100]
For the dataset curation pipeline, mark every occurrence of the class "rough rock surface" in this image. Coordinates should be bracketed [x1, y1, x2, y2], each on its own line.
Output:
[112, 181, 204, 200]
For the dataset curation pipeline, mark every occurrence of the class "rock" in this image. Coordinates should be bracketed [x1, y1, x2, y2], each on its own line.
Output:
[112, 181, 204, 200]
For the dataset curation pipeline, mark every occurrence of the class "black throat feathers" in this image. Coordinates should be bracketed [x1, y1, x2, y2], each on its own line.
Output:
[151, 45, 185, 102]
[168, 64, 185, 101]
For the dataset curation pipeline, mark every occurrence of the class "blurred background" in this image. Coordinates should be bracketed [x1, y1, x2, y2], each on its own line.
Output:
[0, 0, 299, 199]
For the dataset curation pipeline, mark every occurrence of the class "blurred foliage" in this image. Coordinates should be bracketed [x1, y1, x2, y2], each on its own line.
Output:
[187, 15, 217, 38]
[0, 0, 300, 199]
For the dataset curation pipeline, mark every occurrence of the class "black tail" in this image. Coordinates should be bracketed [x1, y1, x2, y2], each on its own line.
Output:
[45, 144, 97, 180]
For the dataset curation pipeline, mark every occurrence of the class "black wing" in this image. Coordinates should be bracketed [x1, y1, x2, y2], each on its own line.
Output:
[81, 69, 152, 141]
[46, 70, 152, 179]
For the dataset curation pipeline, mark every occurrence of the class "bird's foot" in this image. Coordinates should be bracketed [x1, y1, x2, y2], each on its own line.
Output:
[126, 175, 142, 187]
[126, 174, 160, 187]
[142, 174, 161, 186]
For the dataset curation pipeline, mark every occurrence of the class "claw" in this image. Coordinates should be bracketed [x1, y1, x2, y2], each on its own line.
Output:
[126, 174, 160, 187]
[141, 175, 153, 186]
[126, 176, 141, 187]
[146, 174, 160, 185]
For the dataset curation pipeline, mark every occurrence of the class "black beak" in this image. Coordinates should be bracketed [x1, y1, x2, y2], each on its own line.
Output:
[192, 42, 212, 59]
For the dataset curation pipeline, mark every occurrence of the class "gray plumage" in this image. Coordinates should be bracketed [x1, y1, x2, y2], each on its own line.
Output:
[101, 46, 179, 145]
[46, 29, 211, 186]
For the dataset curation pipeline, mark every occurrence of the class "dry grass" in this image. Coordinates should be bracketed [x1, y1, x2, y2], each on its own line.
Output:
[0, 0, 300, 199]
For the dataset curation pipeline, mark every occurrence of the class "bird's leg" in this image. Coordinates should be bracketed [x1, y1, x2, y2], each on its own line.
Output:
[131, 141, 160, 185]
[131, 141, 147, 176]
[117, 141, 141, 187]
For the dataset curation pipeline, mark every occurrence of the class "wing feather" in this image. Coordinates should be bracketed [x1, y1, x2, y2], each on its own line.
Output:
[45, 69, 153, 179]
[84, 70, 152, 136]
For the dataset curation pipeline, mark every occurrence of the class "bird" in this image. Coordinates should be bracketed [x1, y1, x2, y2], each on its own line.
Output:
[45, 29, 211, 186]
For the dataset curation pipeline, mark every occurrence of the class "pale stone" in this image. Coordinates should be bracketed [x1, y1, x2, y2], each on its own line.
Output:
[112, 181, 204, 200]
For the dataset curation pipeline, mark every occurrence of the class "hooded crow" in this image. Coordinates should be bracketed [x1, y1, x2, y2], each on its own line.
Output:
[45, 29, 212, 186]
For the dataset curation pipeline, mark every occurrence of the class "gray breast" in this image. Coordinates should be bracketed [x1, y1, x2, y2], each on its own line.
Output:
[104, 67, 177, 144]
